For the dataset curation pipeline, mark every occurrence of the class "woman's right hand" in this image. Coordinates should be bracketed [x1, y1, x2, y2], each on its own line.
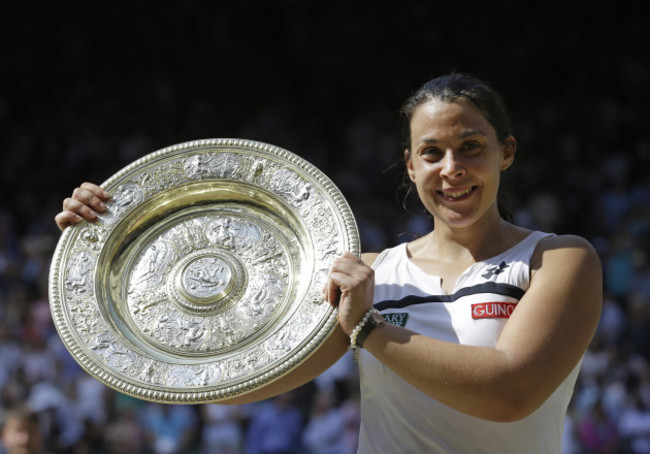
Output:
[54, 182, 110, 231]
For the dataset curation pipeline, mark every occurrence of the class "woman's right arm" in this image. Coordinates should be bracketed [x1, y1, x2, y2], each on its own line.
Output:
[54, 182, 351, 404]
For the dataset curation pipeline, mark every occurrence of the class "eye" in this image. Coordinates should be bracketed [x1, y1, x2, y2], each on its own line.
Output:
[419, 147, 443, 159]
[460, 141, 482, 153]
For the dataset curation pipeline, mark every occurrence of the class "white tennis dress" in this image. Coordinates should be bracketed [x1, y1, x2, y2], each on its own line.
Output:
[357, 231, 581, 453]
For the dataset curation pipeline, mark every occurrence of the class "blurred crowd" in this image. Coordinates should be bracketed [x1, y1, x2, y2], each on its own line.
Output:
[2, 3, 650, 453]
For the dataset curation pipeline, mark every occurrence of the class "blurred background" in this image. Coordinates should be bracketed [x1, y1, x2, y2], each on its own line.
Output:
[1, 1, 648, 453]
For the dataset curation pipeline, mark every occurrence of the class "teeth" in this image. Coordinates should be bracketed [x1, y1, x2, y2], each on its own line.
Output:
[444, 188, 473, 198]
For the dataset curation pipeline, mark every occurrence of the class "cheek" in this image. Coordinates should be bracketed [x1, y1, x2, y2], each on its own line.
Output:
[474, 155, 503, 182]
[411, 166, 431, 189]
[410, 157, 437, 179]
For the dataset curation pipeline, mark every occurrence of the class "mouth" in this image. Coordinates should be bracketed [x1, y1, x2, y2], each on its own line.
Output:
[437, 186, 477, 201]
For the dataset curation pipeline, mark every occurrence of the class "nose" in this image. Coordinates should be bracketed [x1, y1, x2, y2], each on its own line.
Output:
[440, 151, 466, 178]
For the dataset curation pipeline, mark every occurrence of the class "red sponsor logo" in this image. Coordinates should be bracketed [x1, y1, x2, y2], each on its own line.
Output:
[471, 302, 517, 319]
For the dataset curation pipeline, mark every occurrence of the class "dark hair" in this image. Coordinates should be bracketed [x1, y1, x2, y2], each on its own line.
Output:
[399, 73, 515, 222]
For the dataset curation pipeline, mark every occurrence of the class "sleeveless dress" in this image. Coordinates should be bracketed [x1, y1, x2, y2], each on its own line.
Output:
[357, 231, 581, 453]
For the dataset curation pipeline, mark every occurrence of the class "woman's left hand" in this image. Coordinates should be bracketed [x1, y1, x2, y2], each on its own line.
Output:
[325, 252, 375, 336]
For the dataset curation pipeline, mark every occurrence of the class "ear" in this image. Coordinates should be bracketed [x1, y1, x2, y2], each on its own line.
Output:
[500, 135, 516, 171]
[404, 149, 416, 182]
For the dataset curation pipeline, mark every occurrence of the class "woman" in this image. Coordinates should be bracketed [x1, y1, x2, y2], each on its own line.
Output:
[55, 73, 602, 453]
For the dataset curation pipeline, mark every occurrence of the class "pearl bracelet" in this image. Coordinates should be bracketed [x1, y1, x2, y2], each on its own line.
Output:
[349, 308, 381, 361]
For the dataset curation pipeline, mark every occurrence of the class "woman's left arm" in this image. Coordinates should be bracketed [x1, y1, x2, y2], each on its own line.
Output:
[333, 235, 602, 422]
[494, 235, 602, 415]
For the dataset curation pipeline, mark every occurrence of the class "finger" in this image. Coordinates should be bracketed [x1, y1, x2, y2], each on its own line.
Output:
[327, 270, 362, 303]
[326, 270, 364, 307]
[54, 211, 83, 231]
[325, 277, 342, 307]
[62, 198, 100, 221]
[338, 251, 362, 263]
[80, 182, 111, 200]
[70, 187, 108, 213]
[329, 252, 361, 269]
[325, 251, 369, 304]
[329, 255, 369, 283]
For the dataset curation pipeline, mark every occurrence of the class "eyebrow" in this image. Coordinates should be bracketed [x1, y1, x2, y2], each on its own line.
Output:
[417, 129, 488, 145]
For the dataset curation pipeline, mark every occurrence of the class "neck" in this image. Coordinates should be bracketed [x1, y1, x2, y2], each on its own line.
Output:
[428, 210, 517, 263]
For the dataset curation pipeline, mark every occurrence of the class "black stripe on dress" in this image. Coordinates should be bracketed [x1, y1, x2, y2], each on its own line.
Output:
[374, 282, 525, 311]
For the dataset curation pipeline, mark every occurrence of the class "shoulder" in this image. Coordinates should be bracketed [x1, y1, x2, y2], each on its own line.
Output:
[533, 234, 600, 265]
[537, 233, 596, 250]
[531, 234, 601, 282]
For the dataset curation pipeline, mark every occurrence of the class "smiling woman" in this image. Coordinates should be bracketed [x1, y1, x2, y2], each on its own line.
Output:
[400, 74, 517, 224]
[404, 97, 516, 230]
[327, 74, 602, 453]
[54, 73, 602, 454]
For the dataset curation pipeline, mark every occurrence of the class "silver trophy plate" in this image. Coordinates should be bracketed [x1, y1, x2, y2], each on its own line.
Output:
[49, 139, 359, 403]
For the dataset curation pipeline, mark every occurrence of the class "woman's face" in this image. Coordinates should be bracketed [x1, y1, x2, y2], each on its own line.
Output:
[1, 417, 42, 453]
[406, 98, 516, 230]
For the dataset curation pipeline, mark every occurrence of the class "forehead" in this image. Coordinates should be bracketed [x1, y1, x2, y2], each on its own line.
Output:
[410, 98, 496, 141]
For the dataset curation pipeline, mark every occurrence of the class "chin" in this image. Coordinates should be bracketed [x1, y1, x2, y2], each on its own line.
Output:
[434, 208, 483, 229]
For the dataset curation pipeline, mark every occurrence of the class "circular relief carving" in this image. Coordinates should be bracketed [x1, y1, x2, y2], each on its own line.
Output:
[181, 255, 234, 300]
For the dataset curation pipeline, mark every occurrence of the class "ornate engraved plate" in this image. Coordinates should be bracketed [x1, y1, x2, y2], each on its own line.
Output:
[49, 139, 359, 403]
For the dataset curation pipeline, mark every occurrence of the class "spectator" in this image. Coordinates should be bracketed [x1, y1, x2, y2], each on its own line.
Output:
[0, 405, 46, 454]
[142, 403, 198, 454]
[578, 399, 620, 453]
[301, 391, 347, 454]
[104, 404, 147, 454]
[619, 392, 650, 453]
[245, 392, 303, 454]
[200, 403, 244, 454]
